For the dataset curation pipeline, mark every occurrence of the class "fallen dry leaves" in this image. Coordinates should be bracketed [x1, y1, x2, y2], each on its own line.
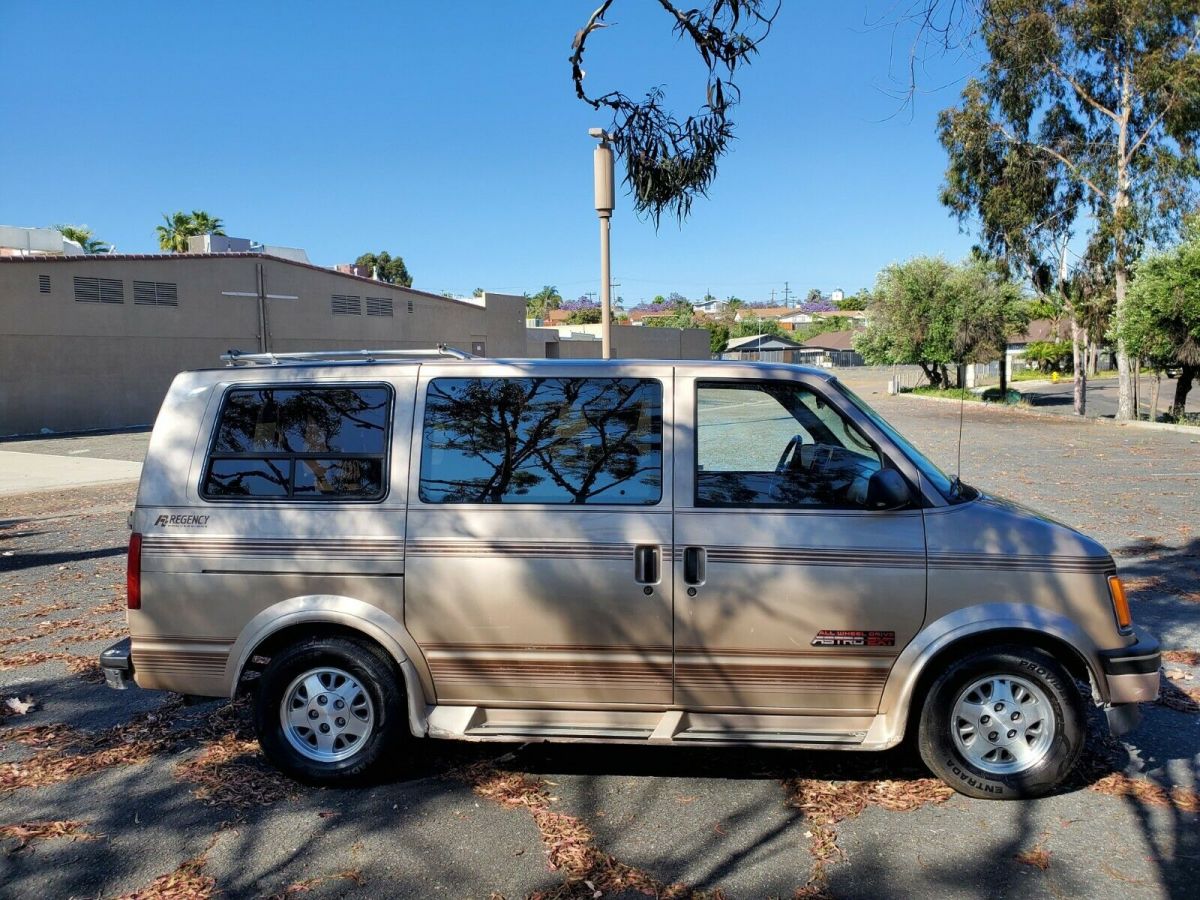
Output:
[457, 762, 696, 900]
[1014, 848, 1052, 870]
[175, 732, 298, 809]
[114, 854, 216, 900]
[0, 698, 186, 793]
[0, 819, 99, 852]
[263, 868, 365, 899]
[1090, 773, 1200, 812]
[1162, 649, 1200, 666]
[782, 775, 954, 894]
[0, 650, 63, 671]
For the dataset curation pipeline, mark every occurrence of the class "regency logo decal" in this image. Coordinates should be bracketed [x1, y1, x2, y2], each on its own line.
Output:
[152, 514, 210, 528]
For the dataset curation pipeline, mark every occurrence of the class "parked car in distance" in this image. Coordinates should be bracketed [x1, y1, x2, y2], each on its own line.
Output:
[101, 348, 1160, 799]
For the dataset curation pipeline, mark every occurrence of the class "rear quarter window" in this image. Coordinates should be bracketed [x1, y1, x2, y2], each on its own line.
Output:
[201, 384, 392, 501]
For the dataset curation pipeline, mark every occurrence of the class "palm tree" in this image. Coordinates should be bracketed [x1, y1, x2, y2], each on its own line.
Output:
[156, 211, 193, 253]
[189, 210, 225, 236]
[55, 224, 110, 254]
[156, 210, 226, 253]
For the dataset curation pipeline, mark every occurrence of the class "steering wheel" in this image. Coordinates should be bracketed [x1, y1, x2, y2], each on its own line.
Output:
[775, 435, 808, 473]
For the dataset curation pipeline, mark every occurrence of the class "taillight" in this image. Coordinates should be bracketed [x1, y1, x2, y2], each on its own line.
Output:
[127, 532, 142, 610]
[1108, 575, 1132, 632]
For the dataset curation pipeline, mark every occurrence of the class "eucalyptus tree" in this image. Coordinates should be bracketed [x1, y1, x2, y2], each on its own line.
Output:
[930, 0, 1200, 420]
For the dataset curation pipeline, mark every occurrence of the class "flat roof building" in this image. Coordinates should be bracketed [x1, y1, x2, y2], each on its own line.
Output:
[0, 252, 526, 434]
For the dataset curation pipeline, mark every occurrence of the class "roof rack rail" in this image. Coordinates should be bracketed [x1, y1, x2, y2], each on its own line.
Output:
[221, 345, 475, 367]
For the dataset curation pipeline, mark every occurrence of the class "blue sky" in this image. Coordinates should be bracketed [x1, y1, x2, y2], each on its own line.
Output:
[0, 2, 980, 304]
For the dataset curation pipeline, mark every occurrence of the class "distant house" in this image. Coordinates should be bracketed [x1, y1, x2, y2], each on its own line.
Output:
[799, 330, 865, 367]
[692, 298, 725, 315]
[1008, 318, 1070, 351]
[722, 333, 806, 362]
[627, 308, 685, 325]
[777, 308, 867, 330]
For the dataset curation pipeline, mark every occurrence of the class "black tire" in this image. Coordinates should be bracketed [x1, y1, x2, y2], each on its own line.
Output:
[917, 645, 1085, 800]
[253, 635, 406, 784]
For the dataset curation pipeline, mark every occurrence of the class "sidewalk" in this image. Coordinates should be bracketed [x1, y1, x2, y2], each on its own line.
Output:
[0, 450, 142, 496]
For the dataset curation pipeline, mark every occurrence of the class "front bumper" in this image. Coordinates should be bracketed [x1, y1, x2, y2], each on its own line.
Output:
[1098, 628, 1161, 735]
[99, 637, 136, 690]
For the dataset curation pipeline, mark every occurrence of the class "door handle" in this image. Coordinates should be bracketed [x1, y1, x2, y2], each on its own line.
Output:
[634, 545, 659, 584]
[683, 546, 706, 585]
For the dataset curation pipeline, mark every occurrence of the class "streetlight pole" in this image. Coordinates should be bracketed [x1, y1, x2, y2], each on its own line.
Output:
[590, 128, 615, 359]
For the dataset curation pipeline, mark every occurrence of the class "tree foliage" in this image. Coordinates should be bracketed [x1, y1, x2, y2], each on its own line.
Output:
[354, 251, 412, 287]
[1117, 222, 1200, 417]
[570, 1, 778, 225]
[526, 285, 564, 319]
[835, 290, 870, 310]
[1024, 339, 1074, 372]
[156, 210, 225, 253]
[855, 256, 1027, 388]
[933, 0, 1200, 418]
[55, 225, 110, 254]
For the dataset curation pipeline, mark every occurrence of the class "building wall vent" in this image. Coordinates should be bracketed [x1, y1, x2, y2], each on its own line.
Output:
[74, 276, 124, 304]
[133, 280, 179, 307]
[331, 294, 362, 316]
[407, 299, 415, 314]
[366, 297, 393, 317]
[38, 274, 51, 293]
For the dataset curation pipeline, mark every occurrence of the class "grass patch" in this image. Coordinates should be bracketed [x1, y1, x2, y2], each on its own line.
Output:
[905, 386, 1025, 405]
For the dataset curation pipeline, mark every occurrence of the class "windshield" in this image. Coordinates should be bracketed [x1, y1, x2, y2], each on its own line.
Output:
[835, 382, 970, 503]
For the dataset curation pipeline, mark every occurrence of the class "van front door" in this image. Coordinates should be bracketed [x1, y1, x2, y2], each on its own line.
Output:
[405, 366, 673, 708]
[672, 374, 927, 716]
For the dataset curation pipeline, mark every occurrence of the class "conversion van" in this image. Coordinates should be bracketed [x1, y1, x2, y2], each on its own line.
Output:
[100, 349, 1160, 799]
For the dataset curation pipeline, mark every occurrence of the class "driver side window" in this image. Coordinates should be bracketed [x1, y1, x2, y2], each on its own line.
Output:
[695, 381, 884, 508]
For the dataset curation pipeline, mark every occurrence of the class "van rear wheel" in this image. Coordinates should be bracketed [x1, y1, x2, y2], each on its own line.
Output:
[917, 645, 1085, 800]
[253, 636, 405, 784]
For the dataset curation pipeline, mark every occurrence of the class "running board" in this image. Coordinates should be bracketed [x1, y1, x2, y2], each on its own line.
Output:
[425, 706, 870, 747]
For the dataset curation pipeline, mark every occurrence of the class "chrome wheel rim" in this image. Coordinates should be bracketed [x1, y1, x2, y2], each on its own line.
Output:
[951, 674, 1056, 775]
[280, 667, 375, 763]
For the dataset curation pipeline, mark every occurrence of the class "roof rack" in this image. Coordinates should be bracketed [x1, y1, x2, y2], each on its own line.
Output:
[221, 345, 475, 367]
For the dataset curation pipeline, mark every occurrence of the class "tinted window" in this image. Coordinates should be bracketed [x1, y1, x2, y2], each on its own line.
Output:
[696, 381, 885, 508]
[203, 386, 390, 500]
[420, 377, 663, 505]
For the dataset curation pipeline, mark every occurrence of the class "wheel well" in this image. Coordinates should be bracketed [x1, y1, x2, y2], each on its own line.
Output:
[901, 628, 1094, 741]
[236, 622, 403, 696]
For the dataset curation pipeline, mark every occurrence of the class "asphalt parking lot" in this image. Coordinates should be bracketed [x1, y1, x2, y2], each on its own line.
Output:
[1, 383, 1197, 899]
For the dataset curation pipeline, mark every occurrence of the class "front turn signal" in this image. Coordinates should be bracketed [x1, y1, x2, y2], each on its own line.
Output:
[1108, 575, 1132, 632]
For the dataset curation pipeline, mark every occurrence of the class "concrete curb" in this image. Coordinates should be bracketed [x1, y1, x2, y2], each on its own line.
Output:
[895, 391, 1200, 436]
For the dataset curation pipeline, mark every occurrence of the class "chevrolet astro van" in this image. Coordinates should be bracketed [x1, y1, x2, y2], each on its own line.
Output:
[100, 349, 1161, 799]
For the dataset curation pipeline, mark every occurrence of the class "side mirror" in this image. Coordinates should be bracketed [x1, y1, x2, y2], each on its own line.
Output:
[866, 468, 913, 509]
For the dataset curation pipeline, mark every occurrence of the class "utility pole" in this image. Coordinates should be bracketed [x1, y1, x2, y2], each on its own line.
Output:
[770, 288, 776, 304]
[782, 281, 792, 307]
[590, 127, 615, 359]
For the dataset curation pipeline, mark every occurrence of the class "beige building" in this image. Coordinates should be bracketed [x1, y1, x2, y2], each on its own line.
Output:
[526, 323, 711, 359]
[0, 252, 526, 435]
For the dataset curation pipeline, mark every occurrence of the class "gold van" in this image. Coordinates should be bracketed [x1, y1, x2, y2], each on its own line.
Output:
[100, 349, 1160, 799]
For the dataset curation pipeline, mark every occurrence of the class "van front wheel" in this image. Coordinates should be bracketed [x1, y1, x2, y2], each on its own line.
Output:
[253, 636, 405, 784]
[917, 645, 1085, 800]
